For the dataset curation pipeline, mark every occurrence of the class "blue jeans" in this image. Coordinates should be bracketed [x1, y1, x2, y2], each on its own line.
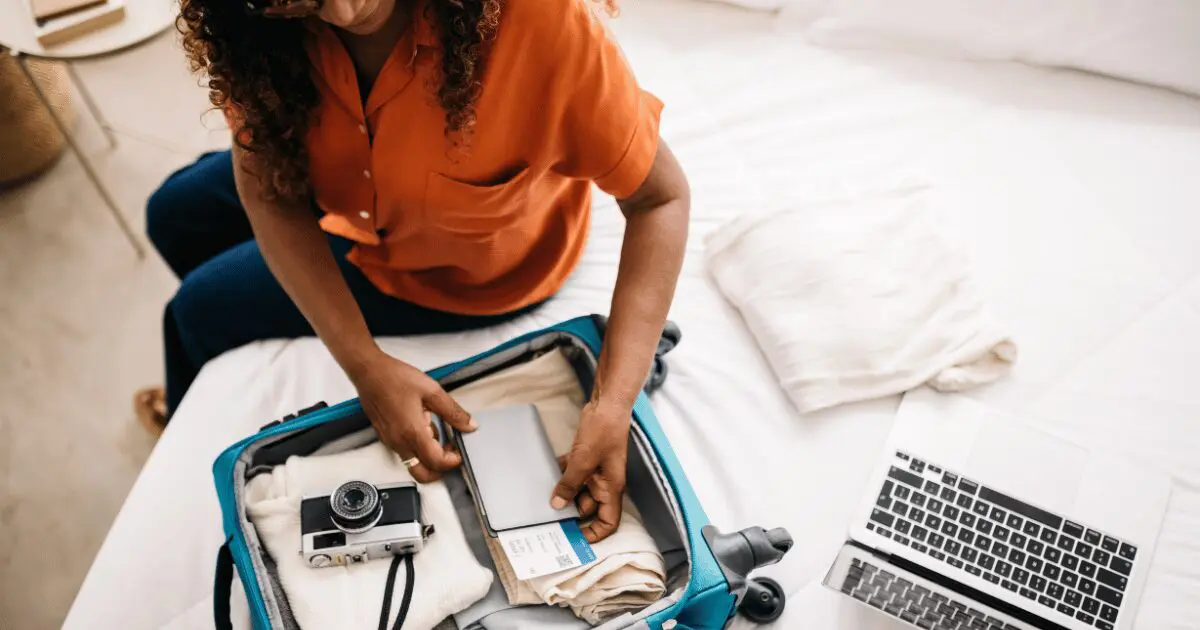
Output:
[147, 151, 539, 415]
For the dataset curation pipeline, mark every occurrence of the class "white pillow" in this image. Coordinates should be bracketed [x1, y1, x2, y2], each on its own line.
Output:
[795, 0, 1200, 97]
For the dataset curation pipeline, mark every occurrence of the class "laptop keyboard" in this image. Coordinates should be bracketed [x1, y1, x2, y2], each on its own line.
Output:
[865, 451, 1137, 630]
[840, 556, 1019, 630]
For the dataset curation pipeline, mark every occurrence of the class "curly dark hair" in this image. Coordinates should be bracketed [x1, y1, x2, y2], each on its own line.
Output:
[178, 0, 503, 201]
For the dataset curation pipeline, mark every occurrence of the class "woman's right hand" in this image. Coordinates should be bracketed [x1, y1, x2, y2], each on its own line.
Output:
[348, 351, 476, 482]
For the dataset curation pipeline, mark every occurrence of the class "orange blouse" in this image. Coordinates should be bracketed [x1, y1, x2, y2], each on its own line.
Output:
[245, 0, 662, 315]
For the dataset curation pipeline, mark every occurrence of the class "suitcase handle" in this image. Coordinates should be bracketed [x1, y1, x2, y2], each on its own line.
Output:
[214, 537, 235, 630]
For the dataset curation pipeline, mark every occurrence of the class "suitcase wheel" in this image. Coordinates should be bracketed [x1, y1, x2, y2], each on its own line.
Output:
[738, 577, 785, 624]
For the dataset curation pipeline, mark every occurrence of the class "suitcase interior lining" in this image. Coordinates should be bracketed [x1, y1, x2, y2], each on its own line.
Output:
[234, 331, 693, 629]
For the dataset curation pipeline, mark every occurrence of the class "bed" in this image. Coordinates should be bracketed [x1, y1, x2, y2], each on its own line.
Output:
[64, 1, 1200, 628]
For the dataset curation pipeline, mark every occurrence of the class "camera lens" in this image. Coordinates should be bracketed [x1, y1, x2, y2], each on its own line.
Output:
[329, 481, 383, 534]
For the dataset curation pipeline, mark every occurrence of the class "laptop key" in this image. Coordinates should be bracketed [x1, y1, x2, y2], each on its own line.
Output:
[960, 512, 976, 527]
[1082, 597, 1100, 614]
[1076, 540, 1092, 557]
[911, 460, 926, 474]
[1043, 564, 1061, 581]
[957, 495, 974, 509]
[1013, 568, 1030, 585]
[959, 479, 979, 495]
[1056, 603, 1074, 617]
[897, 520, 913, 535]
[941, 486, 957, 502]
[1085, 529, 1102, 545]
[913, 542, 929, 554]
[978, 521, 994, 536]
[962, 547, 978, 563]
[1101, 536, 1119, 553]
[997, 561, 1013, 578]
[925, 480, 940, 494]
[1098, 567, 1128, 591]
[1096, 585, 1123, 607]
[1001, 580, 1018, 592]
[943, 522, 958, 537]
[1096, 622, 1115, 630]
[1119, 543, 1137, 561]
[1007, 514, 1023, 529]
[975, 536, 991, 551]
[1100, 604, 1118, 622]
[1091, 549, 1110, 567]
[1028, 541, 1045, 556]
[889, 467, 924, 489]
[1065, 590, 1083, 608]
[1045, 547, 1062, 563]
[1080, 578, 1096, 596]
[896, 486, 911, 500]
[930, 550, 947, 562]
[914, 526, 929, 542]
[973, 502, 990, 517]
[895, 535, 911, 546]
[1064, 555, 1079, 571]
[912, 508, 927, 523]
[983, 573, 1000, 585]
[1064, 521, 1085, 538]
[958, 529, 975, 545]
[893, 503, 910, 519]
[913, 494, 928, 508]
[994, 527, 1011, 543]
[1030, 575, 1047, 592]
[1058, 534, 1075, 551]
[978, 486, 1064, 529]
[992, 542, 1009, 558]
[1111, 557, 1133, 577]
[1026, 556, 1043, 572]
[946, 540, 962, 556]
[1009, 549, 1026, 566]
[1047, 583, 1065, 600]
[979, 554, 996, 571]
[990, 507, 1007, 522]
[929, 533, 946, 548]
[943, 472, 958, 486]
[1037, 595, 1056, 608]
[870, 510, 896, 529]
[929, 499, 945, 513]
[1080, 560, 1098, 579]
[927, 515, 943, 530]
[1023, 521, 1041, 537]
[966, 565, 982, 577]
[1010, 532, 1027, 548]
[945, 506, 961, 521]
[1019, 587, 1037, 600]
[1075, 611, 1095, 625]
[1040, 529, 1058, 544]
[1063, 572, 1079, 589]
[948, 557, 964, 569]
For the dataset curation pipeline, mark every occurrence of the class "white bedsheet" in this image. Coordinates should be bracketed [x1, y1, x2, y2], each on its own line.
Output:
[65, 2, 1200, 628]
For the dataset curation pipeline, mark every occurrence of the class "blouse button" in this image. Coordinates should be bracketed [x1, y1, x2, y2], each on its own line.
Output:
[363, 169, 372, 179]
[359, 211, 370, 219]
[358, 124, 367, 134]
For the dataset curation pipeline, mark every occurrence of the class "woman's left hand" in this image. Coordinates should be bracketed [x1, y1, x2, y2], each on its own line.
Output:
[551, 399, 632, 543]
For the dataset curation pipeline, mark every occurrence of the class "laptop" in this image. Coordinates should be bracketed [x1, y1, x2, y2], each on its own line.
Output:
[822, 389, 1171, 630]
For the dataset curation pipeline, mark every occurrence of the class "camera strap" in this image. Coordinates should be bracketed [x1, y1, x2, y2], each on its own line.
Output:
[378, 554, 416, 630]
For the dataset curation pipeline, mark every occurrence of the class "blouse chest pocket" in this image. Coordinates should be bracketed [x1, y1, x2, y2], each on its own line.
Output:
[423, 167, 532, 238]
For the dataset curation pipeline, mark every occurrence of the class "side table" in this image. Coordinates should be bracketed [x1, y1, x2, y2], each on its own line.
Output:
[0, 0, 179, 258]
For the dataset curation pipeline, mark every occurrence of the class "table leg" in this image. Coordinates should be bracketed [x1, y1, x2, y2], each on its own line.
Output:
[65, 62, 118, 149]
[17, 55, 145, 259]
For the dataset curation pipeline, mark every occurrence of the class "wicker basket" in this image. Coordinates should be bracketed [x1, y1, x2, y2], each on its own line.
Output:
[0, 51, 77, 186]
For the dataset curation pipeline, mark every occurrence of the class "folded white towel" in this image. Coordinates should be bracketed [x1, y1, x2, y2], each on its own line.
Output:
[245, 443, 493, 630]
[451, 350, 666, 625]
[704, 183, 1016, 414]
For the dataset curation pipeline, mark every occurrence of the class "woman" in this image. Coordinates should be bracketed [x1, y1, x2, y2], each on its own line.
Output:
[139, 0, 689, 542]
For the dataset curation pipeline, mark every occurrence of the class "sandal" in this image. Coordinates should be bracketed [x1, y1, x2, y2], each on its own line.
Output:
[134, 386, 168, 437]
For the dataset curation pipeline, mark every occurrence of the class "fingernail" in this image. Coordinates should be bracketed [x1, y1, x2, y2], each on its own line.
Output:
[467, 418, 478, 430]
[550, 496, 568, 510]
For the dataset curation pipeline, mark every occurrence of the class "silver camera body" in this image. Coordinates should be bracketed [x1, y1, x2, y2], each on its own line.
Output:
[300, 480, 431, 569]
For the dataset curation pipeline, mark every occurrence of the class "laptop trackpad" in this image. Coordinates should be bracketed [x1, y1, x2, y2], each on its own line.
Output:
[967, 419, 1086, 513]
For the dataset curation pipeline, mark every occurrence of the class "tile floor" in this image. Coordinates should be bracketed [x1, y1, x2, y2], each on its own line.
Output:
[0, 33, 226, 630]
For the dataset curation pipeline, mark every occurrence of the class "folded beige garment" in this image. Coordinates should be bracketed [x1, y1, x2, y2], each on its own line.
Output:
[451, 350, 666, 625]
